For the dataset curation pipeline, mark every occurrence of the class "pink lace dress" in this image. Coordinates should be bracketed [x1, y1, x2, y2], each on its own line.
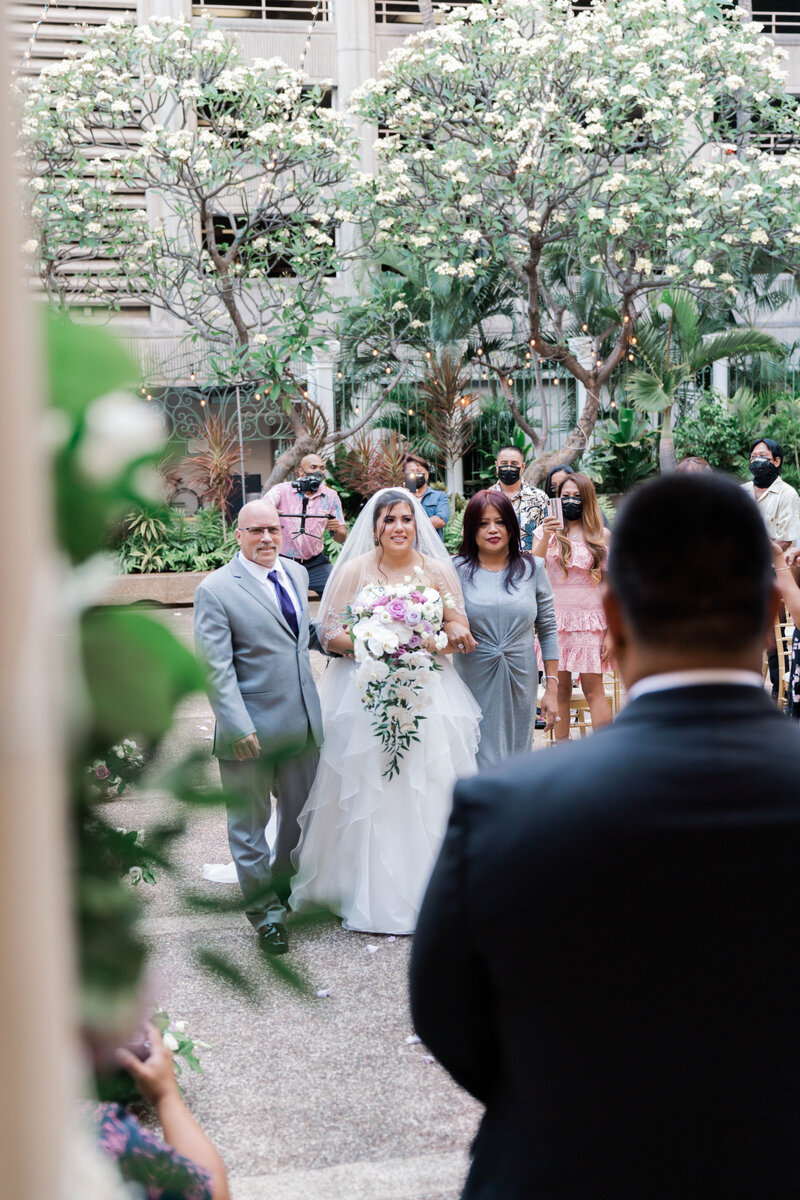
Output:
[541, 532, 607, 675]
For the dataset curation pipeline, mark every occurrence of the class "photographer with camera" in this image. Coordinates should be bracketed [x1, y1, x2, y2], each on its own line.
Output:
[264, 454, 347, 597]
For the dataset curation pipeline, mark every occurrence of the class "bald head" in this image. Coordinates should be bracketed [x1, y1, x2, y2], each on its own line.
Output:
[236, 499, 281, 567]
[299, 453, 326, 478]
[238, 498, 279, 529]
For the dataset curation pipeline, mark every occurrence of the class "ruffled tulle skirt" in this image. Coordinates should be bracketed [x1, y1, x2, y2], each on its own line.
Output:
[289, 657, 480, 935]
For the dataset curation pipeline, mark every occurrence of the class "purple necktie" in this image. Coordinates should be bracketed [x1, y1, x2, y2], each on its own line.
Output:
[268, 570, 299, 638]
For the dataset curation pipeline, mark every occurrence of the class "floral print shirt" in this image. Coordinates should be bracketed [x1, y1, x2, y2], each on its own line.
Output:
[489, 481, 548, 551]
[91, 1103, 213, 1200]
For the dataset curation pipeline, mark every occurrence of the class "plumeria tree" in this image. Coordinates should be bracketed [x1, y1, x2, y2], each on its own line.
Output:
[352, 0, 800, 480]
[19, 16, 401, 484]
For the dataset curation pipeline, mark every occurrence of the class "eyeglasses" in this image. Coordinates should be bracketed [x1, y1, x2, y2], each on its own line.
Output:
[239, 526, 280, 536]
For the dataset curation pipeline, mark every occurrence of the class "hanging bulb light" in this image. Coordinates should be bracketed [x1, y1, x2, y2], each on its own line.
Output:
[408, 407, 414, 415]
[385, 366, 392, 374]
[255, 392, 261, 400]
[372, 348, 379, 357]
[477, 347, 483, 356]
[337, 370, 343, 379]
[582, 323, 588, 332]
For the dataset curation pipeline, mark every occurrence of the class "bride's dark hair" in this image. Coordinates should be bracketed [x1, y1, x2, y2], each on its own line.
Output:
[372, 489, 419, 577]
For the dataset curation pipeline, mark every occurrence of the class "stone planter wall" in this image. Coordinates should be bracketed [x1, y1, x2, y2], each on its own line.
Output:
[100, 571, 211, 607]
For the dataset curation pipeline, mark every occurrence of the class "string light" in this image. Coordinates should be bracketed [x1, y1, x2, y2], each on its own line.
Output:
[298, 2, 322, 75]
[582, 323, 589, 332]
[372, 348, 379, 357]
[255, 392, 261, 400]
[425, 351, 431, 359]
[200, 398, 206, 406]
[628, 352, 634, 361]
[354, 405, 360, 414]
[337, 370, 343, 379]
[385, 366, 391, 374]
[553, 377, 560, 386]
[623, 314, 630, 324]
[476, 347, 483, 356]
[190, 371, 196, 381]
[146, 393, 152, 401]
[631, 336, 637, 345]
[408, 407, 414, 415]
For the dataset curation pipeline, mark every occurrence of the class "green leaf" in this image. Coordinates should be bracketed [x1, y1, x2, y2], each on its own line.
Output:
[81, 609, 204, 740]
[195, 949, 258, 1001]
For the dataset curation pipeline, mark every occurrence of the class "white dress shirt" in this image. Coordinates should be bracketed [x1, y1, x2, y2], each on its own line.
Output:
[237, 551, 302, 621]
[627, 668, 763, 704]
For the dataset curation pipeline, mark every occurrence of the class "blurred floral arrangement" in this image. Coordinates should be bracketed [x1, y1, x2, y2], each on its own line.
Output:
[87, 739, 148, 799]
[151, 1010, 210, 1078]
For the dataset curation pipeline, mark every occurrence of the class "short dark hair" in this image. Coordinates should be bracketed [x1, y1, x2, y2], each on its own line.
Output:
[405, 453, 430, 475]
[750, 437, 783, 466]
[457, 489, 533, 591]
[608, 474, 774, 650]
[496, 445, 525, 461]
[544, 462, 575, 497]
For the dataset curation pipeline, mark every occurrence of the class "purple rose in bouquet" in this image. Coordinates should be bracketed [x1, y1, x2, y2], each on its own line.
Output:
[95, 763, 110, 780]
[405, 607, 422, 627]
[387, 598, 409, 622]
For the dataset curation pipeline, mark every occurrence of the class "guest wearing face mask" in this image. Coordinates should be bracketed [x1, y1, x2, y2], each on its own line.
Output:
[403, 453, 450, 540]
[490, 445, 548, 551]
[742, 438, 800, 551]
[265, 454, 347, 597]
[544, 462, 610, 528]
[532, 472, 612, 738]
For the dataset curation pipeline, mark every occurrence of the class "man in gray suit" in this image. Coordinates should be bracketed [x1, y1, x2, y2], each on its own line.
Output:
[194, 498, 323, 955]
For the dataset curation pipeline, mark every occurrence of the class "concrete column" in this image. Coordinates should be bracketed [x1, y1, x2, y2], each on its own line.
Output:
[0, 45, 76, 1200]
[447, 458, 464, 498]
[310, 345, 337, 435]
[335, 0, 377, 174]
[712, 357, 729, 403]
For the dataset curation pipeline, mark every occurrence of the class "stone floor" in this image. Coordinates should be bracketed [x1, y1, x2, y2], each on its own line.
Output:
[106, 605, 484, 1200]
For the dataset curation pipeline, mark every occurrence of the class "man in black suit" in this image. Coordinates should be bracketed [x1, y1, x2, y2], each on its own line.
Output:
[410, 473, 800, 1200]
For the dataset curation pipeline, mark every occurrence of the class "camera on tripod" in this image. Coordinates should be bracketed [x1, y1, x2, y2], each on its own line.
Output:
[292, 475, 322, 496]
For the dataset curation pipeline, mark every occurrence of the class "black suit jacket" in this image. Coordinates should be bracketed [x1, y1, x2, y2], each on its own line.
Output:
[410, 685, 800, 1200]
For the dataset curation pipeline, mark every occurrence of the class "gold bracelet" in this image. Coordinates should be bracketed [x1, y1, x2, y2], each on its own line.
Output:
[777, 566, 793, 573]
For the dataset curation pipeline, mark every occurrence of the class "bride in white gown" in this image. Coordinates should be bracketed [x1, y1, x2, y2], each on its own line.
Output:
[288, 487, 481, 935]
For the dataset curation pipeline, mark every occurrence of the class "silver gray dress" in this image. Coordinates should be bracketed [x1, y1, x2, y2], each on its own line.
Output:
[454, 557, 559, 770]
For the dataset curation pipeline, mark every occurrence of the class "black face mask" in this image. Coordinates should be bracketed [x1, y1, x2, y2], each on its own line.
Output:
[750, 457, 779, 488]
[498, 465, 521, 485]
[561, 498, 584, 522]
[405, 472, 424, 491]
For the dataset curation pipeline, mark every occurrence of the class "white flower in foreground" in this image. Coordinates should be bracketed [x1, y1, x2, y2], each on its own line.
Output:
[750, 229, 769, 244]
[77, 391, 164, 483]
[162, 1031, 180, 1052]
[692, 259, 713, 276]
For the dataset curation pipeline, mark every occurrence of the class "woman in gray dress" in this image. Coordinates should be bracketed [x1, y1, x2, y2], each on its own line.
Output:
[451, 490, 560, 769]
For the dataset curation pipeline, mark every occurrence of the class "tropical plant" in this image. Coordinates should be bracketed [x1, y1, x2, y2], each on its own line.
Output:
[625, 290, 783, 471]
[182, 412, 243, 527]
[352, 0, 800, 480]
[581, 407, 656, 495]
[335, 429, 408, 499]
[673, 393, 751, 475]
[116, 505, 238, 574]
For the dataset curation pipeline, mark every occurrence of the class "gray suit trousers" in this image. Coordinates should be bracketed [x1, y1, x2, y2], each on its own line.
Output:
[219, 739, 319, 930]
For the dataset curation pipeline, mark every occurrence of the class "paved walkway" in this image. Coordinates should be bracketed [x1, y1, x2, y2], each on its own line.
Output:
[105, 607, 482, 1200]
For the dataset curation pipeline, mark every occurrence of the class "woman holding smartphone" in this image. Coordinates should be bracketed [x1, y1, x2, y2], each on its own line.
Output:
[532, 473, 612, 740]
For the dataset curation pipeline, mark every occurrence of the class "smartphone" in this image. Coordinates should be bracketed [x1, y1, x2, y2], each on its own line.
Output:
[547, 497, 563, 527]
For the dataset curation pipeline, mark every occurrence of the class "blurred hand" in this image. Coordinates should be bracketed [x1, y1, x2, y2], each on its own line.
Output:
[601, 629, 614, 668]
[539, 687, 558, 732]
[116, 1023, 178, 1107]
[325, 516, 343, 532]
[772, 540, 788, 571]
[447, 623, 477, 653]
[784, 547, 800, 569]
[232, 733, 260, 761]
[540, 516, 562, 536]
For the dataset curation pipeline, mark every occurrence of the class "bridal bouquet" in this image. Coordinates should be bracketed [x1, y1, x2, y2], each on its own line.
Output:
[343, 575, 449, 779]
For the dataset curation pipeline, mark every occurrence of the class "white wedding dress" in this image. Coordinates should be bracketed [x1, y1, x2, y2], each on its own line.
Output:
[289, 490, 481, 935]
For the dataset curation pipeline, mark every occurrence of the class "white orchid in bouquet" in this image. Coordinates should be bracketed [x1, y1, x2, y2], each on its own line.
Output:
[343, 569, 449, 779]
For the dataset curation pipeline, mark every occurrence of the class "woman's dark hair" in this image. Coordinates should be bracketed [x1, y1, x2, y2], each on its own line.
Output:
[750, 437, 783, 466]
[372, 489, 417, 540]
[457, 490, 534, 591]
[543, 463, 575, 498]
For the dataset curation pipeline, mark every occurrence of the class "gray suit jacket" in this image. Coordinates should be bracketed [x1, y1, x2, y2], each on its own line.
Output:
[193, 553, 323, 760]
